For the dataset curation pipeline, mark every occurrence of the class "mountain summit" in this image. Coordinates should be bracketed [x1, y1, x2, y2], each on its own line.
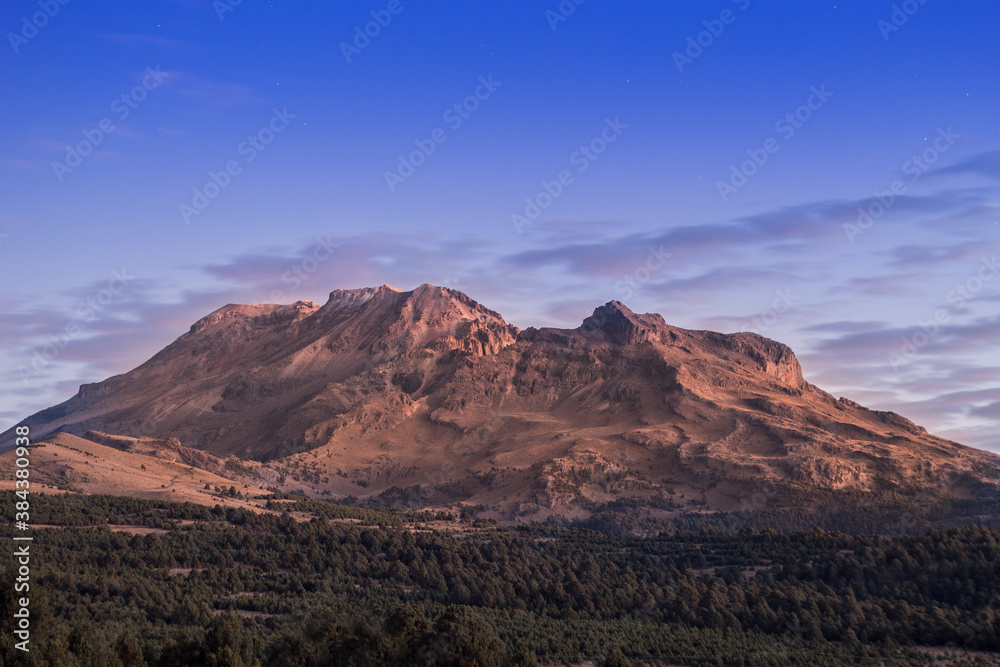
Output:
[5, 284, 998, 519]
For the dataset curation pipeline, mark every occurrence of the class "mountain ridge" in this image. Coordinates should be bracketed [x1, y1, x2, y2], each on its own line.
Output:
[4, 284, 998, 521]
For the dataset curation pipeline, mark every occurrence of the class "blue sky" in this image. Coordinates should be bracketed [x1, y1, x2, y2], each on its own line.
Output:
[2, 1, 999, 451]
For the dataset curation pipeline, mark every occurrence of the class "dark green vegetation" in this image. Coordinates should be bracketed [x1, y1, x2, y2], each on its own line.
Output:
[3, 494, 1000, 666]
[578, 481, 1000, 537]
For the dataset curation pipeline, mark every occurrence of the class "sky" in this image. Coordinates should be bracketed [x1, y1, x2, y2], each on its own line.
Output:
[1, 1, 999, 451]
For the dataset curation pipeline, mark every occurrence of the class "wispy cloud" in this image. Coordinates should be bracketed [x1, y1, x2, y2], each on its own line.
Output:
[1, 157, 38, 170]
[932, 150, 1000, 180]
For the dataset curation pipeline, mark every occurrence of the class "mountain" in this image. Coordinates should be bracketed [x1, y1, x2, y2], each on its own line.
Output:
[5, 284, 999, 523]
[0, 432, 269, 511]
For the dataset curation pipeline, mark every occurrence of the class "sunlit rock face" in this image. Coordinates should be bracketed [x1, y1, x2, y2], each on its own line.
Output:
[7, 284, 999, 518]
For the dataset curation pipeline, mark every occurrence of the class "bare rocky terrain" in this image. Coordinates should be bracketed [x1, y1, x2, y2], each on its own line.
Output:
[4, 284, 999, 521]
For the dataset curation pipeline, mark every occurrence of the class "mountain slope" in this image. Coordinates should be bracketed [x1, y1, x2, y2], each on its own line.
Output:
[0, 432, 268, 510]
[10, 284, 517, 460]
[4, 284, 999, 520]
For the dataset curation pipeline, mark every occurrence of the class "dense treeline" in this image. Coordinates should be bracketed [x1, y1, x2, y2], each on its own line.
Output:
[2, 494, 1000, 665]
[579, 483, 1000, 537]
[265, 494, 452, 526]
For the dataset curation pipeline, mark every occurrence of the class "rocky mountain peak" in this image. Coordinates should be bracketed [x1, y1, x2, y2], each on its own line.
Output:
[716, 331, 806, 388]
[580, 300, 669, 345]
[322, 284, 403, 312]
[189, 300, 321, 334]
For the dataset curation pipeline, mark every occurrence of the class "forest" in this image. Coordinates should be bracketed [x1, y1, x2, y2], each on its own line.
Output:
[2, 492, 1000, 666]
